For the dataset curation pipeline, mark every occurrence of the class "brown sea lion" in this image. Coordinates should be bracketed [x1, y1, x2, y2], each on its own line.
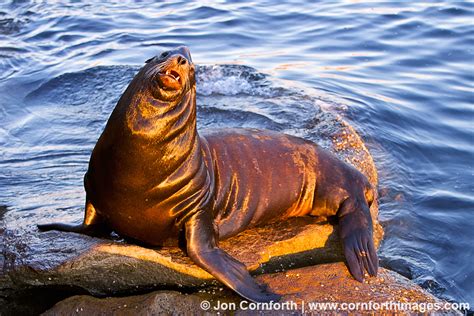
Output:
[38, 46, 378, 302]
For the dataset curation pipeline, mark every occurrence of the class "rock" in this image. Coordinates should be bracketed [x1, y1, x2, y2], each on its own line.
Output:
[43, 291, 211, 316]
[257, 263, 460, 315]
[1, 215, 383, 301]
[0, 202, 384, 315]
[44, 263, 460, 315]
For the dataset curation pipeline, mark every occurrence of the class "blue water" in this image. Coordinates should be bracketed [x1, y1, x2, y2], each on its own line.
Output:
[1, 0, 473, 307]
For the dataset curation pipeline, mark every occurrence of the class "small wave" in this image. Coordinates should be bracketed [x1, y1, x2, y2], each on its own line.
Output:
[196, 64, 269, 96]
[0, 12, 28, 35]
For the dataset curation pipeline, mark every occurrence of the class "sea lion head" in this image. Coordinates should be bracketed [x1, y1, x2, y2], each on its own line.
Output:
[143, 46, 195, 102]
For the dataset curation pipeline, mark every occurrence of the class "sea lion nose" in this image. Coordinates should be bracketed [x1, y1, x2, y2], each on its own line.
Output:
[176, 55, 188, 65]
[176, 46, 192, 62]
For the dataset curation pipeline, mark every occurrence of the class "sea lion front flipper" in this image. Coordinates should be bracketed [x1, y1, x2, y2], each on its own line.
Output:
[37, 199, 111, 237]
[338, 198, 379, 281]
[185, 210, 281, 303]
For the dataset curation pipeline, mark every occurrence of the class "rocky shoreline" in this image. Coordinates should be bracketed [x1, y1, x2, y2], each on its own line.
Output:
[0, 183, 457, 315]
[44, 263, 459, 315]
[2, 217, 458, 315]
[1, 214, 384, 314]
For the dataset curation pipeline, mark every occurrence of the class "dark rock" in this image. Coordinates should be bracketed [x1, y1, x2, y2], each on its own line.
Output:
[43, 291, 213, 316]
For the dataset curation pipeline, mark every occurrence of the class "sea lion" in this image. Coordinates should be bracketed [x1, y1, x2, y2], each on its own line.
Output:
[38, 46, 378, 302]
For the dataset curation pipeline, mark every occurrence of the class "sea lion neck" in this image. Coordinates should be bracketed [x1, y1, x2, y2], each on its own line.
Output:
[124, 82, 197, 141]
[119, 80, 200, 169]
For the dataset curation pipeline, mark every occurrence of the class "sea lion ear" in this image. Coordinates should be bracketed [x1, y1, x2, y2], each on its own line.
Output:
[145, 57, 155, 64]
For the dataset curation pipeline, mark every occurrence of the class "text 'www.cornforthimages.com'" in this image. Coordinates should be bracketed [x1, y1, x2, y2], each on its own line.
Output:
[200, 300, 470, 313]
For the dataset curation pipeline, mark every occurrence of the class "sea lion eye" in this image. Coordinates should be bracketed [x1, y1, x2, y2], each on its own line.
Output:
[161, 51, 169, 58]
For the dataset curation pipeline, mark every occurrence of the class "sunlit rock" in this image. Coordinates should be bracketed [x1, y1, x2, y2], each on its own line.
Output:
[44, 263, 459, 316]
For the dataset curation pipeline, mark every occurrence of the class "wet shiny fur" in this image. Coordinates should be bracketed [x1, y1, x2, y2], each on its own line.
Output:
[38, 46, 378, 302]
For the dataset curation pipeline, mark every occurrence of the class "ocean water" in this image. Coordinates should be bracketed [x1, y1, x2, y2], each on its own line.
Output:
[0, 0, 472, 307]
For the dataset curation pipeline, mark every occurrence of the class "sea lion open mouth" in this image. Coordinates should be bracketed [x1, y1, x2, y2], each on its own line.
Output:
[143, 47, 193, 96]
[161, 69, 181, 84]
[165, 70, 181, 83]
[157, 67, 182, 91]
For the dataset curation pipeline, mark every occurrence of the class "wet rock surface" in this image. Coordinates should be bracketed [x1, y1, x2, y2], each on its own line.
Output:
[44, 263, 460, 316]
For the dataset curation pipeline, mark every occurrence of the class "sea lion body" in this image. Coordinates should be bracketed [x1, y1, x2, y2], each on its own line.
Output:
[86, 127, 371, 247]
[201, 129, 372, 239]
[39, 46, 378, 302]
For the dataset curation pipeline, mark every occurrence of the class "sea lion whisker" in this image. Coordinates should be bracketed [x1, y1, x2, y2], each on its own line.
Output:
[145, 63, 164, 79]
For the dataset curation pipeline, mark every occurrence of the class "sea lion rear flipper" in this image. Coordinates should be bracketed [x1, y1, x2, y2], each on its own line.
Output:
[185, 210, 281, 303]
[37, 199, 111, 237]
[338, 198, 379, 281]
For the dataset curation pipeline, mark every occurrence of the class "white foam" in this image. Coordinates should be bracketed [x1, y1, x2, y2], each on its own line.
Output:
[197, 65, 253, 96]
[198, 75, 253, 96]
[196, 64, 279, 97]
